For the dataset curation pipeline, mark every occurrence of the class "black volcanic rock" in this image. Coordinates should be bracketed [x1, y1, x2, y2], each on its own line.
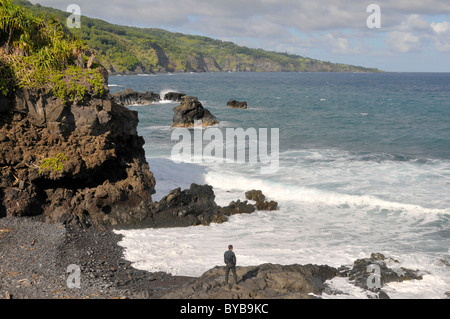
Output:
[0, 83, 156, 227]
[220, 200, 256, 216]
[337, 253, 423, 294]
[163, 253, 424, 299]
[163, 92, 186, 102]
[163, 263, 339, 299]
[227, 99, 248, 109]
[245, 190, 265, 202]
[245, 189, 279, 211]
[112, 88, 160, 105]
[136, 184, 227, 228]
[172, 96, 219, 127]
[127, 186, 283, 229]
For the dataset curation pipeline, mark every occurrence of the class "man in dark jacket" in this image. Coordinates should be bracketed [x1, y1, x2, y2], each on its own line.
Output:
[224, 245, 238, 285]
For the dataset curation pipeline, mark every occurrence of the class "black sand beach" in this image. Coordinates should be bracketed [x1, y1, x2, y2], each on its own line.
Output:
[0, 217, 192, 299]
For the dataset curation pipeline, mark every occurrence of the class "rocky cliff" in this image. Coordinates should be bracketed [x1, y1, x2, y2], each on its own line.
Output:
[163, 253, 424, 299]
[0, 71, 156, 227]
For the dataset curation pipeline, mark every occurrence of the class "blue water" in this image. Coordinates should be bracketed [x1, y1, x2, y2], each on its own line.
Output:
[110, 72, 450, 298]
[110, 72, 450, 159]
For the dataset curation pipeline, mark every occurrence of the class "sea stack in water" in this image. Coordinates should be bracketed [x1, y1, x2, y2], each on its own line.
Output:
[163, 92, 186, 102]
[112, 88, 160, 105]
[172, 96, 219, 127]
[245, 190, 279, 211]
[227, 99, 248, 109]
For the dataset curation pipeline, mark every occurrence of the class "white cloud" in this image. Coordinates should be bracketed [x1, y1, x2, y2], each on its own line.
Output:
[399, 14, 432, 32]
[387, 31, 421, 53]
[28, 0, 450, 71]
[431, 21, 450, 34]
[324, 33, 361, 54]
[431, 21, 450, 52]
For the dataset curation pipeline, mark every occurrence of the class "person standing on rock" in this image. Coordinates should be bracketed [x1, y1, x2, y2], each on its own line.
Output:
[224, 245, 238, 285]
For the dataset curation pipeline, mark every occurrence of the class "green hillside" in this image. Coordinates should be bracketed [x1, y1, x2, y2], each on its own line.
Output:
[15, 0, 381, 74]
[1, 0, 105, 99]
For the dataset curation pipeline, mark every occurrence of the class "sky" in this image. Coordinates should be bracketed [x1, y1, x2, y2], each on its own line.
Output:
[29, 0, 450, 72]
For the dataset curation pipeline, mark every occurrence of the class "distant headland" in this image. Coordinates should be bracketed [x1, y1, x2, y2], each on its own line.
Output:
[17, 0, 382, 75]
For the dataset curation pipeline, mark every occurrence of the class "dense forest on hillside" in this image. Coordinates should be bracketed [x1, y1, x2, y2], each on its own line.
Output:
[15, 0, 381, 74]
[1, 0, 105, 98]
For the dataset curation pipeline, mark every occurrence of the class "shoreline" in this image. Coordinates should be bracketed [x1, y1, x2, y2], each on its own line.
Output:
[1, 216, 435, 300]
[0, 217, 193, 299]
[107, 70, 385, 77]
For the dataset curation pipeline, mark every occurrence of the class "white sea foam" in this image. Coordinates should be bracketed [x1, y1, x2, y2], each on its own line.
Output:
[157, 100, 177, 104]
[111, 72, 450, 299]
[159, 88, 179, 101]
[116, 149, 450, 299]
[148, 158, 207, 201]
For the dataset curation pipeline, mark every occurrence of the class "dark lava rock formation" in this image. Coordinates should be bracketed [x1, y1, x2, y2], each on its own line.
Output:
[112, 88, 160, 106]
[338, 253, 423, 294]
[163, 92, 186, 102]
[163, 253, 424, 299]
[172, 96, 219, 127]
[112, 89, 187, 105]
[164, 263, 338, 299]
[227, 99, 248, 109]
[245, 189, 279, 211]
[121, 185, 279, 229]
[0, 77, 156, 227]
[131, 184, 226, 228]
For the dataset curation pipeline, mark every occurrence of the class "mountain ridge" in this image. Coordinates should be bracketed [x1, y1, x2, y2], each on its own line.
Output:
[17, 0, 382, 74]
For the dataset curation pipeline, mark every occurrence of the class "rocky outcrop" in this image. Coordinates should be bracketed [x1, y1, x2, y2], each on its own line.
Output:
[172, 96, 219, 127]
[337, 253, 423, 299]
[131, 184, 226, 228]
[117, 185, 280, 229]
[112, 88, 160, 106]
[219, 190, 279, 216]
[163, 92, 186, 102]
[219, 200, 256, 216]
[0, 77, 156, 226]
[245, 190, 266, 202]
[112, 89, 187, 105]
[164, 263, 338, 299]
[227, 99, 248, 109]
[163, 253, 424, 299]
[245, 189, 279, 211]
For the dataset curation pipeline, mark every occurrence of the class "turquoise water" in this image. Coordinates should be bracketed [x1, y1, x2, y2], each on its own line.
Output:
[110, 72, 450, 298]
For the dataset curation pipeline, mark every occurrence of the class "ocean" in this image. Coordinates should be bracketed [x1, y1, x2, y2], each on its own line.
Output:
[108, 72, 450, 299]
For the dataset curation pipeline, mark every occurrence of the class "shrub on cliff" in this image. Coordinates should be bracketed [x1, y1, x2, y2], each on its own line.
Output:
[0, 0, 105, 101]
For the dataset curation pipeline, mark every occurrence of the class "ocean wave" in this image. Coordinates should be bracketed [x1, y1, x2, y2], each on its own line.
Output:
[279, 148, 448, 165]
[204, 169, 450, 218]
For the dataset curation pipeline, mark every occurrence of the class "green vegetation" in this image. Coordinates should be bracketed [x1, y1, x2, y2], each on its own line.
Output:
[15, 0, 381, 74]
[50, 65, 104, 102]
[38, 153, 67, 175]
[0, 0, 106, 100]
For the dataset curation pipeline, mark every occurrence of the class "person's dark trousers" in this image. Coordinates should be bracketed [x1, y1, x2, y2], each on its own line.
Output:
[225, 263, 238, 284]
